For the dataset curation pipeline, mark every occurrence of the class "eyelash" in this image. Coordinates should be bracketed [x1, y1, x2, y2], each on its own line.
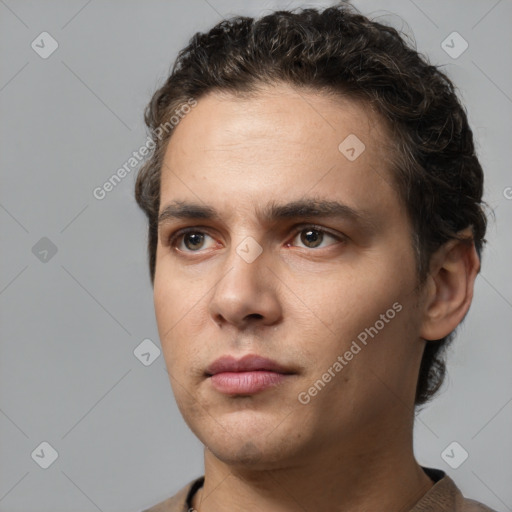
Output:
[167, 224, 345, 253]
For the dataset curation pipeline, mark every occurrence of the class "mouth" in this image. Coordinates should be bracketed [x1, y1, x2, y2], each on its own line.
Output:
[205, 354, 295, 395]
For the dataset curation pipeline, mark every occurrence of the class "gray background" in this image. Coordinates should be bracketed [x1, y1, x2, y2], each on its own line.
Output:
[1, 0, 511, 511]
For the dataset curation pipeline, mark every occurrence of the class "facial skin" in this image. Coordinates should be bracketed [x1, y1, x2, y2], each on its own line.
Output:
[153, 84, 479, 511]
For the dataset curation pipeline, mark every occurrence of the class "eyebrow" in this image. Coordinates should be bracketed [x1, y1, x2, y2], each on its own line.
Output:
[158, 198, 375, 230]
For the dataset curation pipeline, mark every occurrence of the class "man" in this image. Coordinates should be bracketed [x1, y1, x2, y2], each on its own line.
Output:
[135, 3, 494, 511]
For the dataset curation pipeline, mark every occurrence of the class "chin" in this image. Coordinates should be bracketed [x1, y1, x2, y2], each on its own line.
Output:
[210, 440, 267, 466]
[196, 414, 312, 469]
[206, 439, 301, 471]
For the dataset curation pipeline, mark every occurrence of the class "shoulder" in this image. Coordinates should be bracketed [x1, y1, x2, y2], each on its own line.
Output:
[141, 470, 498, 511]
[456, 496, 498, 512]
[140, 476, 204, 512]
[414, 467, 497, 512]
[461, 498, 496, 512]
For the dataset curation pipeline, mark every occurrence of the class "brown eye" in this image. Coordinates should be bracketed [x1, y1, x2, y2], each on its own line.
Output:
[291, 225, 342, 249]
[183, 232, 206, 251]
[169, 229, 216, 252]
[300, 228, 323, 248]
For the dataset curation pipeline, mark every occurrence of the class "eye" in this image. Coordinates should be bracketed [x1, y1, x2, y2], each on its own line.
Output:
[289, 224, 344, 249]
[167, 224, 345, 254]
[168, 229, 217, 252]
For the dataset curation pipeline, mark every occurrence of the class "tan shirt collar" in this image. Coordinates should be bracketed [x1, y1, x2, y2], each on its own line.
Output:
[142, 467, 496, 512]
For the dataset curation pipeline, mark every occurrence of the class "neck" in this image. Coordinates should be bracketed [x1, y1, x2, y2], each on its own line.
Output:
[192, 423, 434, 512]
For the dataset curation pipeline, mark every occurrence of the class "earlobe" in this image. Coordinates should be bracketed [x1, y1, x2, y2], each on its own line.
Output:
[420, 230, 480, 341]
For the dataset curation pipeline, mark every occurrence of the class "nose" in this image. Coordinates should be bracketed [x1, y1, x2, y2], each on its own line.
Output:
[208, 239, 282, 330]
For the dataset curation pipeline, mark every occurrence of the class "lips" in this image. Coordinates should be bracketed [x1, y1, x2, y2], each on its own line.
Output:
[205, 354, 293, 376]
[205, 354, 295, 395]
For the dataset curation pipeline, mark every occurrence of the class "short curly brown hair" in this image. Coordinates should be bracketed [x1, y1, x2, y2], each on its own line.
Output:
[134, 3, 487, 406]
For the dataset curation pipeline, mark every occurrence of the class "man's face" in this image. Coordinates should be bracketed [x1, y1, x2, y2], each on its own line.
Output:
[153, 84, 426, 468]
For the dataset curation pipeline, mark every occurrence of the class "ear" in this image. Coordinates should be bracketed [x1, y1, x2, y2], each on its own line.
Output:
[420, 228, 481, 341]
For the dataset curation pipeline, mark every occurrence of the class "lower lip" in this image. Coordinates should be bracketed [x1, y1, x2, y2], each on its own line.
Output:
[209, 371, 288, 394]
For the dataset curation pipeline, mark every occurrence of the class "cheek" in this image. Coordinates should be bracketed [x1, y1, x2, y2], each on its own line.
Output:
[153, 275, 176, 338]
[153, 271, 188, 361]
[153, 269, 210, 369]
[153, 261, 200, 329]
[301, 259, 417, 372]
[296, 267, 402, 335]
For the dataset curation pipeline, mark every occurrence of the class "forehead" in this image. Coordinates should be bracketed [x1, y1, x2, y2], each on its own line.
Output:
[165, 84, 391, 160]
[160, 84, 399, 220]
